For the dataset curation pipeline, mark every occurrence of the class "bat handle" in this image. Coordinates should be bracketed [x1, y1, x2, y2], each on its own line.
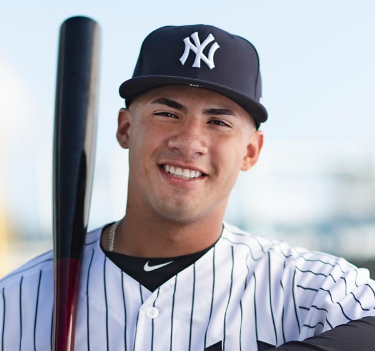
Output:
[54, 259, 81, 351]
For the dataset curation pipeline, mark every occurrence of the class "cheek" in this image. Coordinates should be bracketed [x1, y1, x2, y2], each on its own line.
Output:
[214, 141, 245, 176]
[128, 124, 165, 164]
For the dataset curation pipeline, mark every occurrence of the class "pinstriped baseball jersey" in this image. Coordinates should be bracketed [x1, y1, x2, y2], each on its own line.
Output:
[1, 222, 375, 350]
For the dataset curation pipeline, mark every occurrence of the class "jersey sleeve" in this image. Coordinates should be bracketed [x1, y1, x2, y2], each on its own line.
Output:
[287, 249, 375, 340]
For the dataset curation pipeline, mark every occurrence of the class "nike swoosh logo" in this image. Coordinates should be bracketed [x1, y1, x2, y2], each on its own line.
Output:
[144, 261, 174, 272]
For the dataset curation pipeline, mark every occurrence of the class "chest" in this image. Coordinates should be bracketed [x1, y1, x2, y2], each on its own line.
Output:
[74, 251, 299, 350]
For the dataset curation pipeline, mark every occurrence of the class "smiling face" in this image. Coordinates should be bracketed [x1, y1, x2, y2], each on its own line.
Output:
[117, 85, 263, 226]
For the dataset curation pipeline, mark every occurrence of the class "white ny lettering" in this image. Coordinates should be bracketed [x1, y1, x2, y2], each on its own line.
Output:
[179, 32, 220, 69]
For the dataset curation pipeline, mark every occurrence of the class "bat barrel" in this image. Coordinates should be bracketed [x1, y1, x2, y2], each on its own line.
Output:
[53, 16, 100, 351]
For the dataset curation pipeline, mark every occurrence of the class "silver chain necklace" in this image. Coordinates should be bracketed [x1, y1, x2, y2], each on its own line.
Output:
[108, 221, 120, 252]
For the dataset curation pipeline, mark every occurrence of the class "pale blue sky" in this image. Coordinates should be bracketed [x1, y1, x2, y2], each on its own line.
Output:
[1, 0, 375, 239]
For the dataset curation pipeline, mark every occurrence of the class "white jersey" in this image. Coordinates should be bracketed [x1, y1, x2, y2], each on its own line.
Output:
[1, 223, 375, 350]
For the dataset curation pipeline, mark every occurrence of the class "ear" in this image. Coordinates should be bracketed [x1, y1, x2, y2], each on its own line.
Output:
[241, 130, 264, 171]
[117, 108, 131, 149]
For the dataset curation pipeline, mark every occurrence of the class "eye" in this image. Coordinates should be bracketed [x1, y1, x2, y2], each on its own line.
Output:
[207, 119, 231, 127]
[154, 111, 178, 119]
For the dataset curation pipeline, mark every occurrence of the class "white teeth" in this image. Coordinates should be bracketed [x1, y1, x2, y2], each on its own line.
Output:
[163, 165, 203, 179]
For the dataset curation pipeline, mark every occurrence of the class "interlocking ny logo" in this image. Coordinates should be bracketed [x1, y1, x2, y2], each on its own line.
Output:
[179, 32, 220, 69]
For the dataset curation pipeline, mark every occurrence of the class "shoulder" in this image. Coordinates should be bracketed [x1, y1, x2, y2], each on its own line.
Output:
[0, 225, 105, 291]
[221, 221, 273, 251]
[221, 221, 298, 263]
[221, 222, 374, 283]
[0, 250, 54, 290]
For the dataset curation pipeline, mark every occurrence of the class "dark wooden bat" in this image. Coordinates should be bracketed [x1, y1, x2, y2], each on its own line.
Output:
[53, 16, 100, 351]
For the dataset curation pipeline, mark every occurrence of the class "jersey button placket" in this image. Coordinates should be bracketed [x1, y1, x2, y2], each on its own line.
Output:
[146, 306, 159, 319]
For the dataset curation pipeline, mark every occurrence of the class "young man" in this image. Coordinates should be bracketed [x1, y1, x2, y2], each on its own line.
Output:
[1, 24, 374, 350]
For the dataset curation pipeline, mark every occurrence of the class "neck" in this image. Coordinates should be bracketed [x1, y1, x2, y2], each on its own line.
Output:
[112, 205, 224, 258]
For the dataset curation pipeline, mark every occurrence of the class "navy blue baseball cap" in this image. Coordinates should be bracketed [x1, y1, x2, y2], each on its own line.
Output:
[119, 25, 268, 127]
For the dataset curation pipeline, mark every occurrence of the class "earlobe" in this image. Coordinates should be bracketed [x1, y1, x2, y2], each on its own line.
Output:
[241, 131, 264, 171]
[117, 108, 131, 149]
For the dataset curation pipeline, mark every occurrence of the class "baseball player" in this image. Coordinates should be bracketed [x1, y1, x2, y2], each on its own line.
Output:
[1, 24, 375, 351]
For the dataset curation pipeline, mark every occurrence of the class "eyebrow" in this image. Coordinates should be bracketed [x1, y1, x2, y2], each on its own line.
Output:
[151, 98, 236, 117]
[203, 108, 236, 116]
[151, 98, 187, 113]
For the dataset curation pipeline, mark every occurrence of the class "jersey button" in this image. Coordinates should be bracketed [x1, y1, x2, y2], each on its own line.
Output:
[147, 307, 159, 319]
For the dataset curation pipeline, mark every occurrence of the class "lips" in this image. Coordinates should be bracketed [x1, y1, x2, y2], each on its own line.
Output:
[163, 164, 203, 180]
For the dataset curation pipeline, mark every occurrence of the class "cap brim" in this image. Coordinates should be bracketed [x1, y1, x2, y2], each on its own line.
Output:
[119, 76, 268, 124]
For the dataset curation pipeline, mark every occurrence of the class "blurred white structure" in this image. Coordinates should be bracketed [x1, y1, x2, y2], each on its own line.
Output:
[226, 141, 375, 259]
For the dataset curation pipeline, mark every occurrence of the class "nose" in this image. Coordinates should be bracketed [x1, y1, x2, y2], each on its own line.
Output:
[167, 119, 208, 157]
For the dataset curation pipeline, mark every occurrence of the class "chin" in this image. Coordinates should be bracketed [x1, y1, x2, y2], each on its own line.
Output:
[160, 209, 200, 223]
[154, 203, 203, 224]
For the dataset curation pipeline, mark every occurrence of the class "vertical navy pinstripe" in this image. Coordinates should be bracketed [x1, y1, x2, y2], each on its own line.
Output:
[121, 273, 127, 351]
[18, 276, 23, 351]
[280, 281, 286, 343]
[34, 271, 42, 351]
[132, 284, 144, 350]
[267, 253, 278, 345]
[223, 247, 234, 351]
[103, 258, 109, 351]
[253, 272, 258, 340]
[2, 288, 5, 351]
[50, 305, 53, 350]
[86, 250, 95, 350]
[204, 247, 216, 348]
[239, 253, 250, 351]
[188, 264, 196, 351]
[151, 288, 161, 351]
[291, 270, 301, 333]
[170, 275, 178, 351]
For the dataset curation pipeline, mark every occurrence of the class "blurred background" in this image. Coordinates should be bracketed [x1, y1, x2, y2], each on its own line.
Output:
[1, 0, 374, 278]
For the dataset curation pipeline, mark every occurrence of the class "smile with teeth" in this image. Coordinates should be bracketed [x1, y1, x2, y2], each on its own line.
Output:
[163, 164, 203, 179]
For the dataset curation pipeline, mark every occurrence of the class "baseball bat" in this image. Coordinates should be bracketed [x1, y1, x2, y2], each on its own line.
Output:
[53, 16, 100, 351]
